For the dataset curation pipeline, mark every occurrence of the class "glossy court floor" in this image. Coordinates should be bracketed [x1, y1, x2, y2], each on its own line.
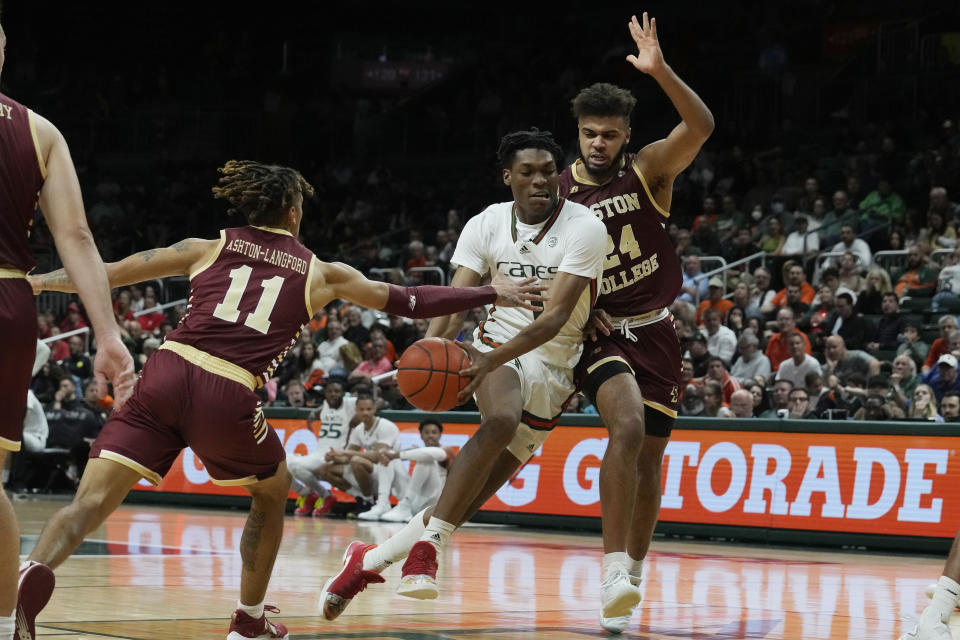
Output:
[10, 497, 955, 639]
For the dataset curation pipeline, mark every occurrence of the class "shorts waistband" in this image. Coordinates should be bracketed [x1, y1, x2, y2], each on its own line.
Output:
[610, 307, 669, 328]
[159, 340, 259, 390]
[0, 267, 26, 279]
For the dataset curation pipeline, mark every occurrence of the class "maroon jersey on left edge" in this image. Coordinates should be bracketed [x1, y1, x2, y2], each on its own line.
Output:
[0, 93, 45, 272]
[559, 154, 682, 317]
[168, 226, 315, 385]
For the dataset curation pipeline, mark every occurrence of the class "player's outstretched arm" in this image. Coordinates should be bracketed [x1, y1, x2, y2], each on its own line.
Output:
[456, 271, 592, 403]
[627, 12, 714, 179]
[426, 265, 483, 340]
[313, 259, 543, 319]
[30, 238, 217, 294]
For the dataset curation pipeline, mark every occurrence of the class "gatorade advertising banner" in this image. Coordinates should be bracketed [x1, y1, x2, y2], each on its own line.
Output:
[130, 417, 958, 539]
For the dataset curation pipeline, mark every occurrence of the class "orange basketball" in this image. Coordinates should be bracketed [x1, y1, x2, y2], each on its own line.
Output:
[396, 337, 471, 412]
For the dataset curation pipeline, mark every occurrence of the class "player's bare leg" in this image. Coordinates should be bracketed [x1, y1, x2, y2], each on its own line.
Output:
[348, 457, 376, 498]
[627, 430, 669, 563]
[593, 373, 645, 619]
[901, 528, 960, 639]
[0, 449, 17, 636]
[29, 458, 142, 569]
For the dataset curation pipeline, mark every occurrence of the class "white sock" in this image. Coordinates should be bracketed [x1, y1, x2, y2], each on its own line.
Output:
[363, 508, 429, 572]
[0, 612, 13, 640]
[931, 575, 960, 623]
[237, 600, 264, 620]
[603, 551, 631, 579]
[420, 516, 456, 552]
[629, 554, 644, 584]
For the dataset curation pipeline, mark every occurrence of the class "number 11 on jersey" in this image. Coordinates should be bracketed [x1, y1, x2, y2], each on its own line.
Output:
[213, 265, 285, 334]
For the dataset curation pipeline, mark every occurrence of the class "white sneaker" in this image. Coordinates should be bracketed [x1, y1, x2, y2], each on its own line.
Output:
[899, 606, 954, 640]
[381, 502, 414, 523]
[600, 570, 642, 619]
[357, 502, 391, 521]
[925, 583, 960, 611]
[599, 575, 642, 633]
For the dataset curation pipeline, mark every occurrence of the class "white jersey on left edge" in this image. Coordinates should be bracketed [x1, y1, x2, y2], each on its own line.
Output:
[452, 197, 606, 369]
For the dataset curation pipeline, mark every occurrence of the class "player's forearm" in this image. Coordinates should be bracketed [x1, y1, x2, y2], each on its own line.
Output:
[486, 310, 567, 369]
[54, 230, 120, 336]
[649, 64, 714, 139]
[382, 284, 496, 319]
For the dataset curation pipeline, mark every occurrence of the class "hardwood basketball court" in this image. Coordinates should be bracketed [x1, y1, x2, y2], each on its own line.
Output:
[12, 497, 950, 639]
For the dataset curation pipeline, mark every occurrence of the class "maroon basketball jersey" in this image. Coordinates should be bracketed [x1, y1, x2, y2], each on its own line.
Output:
[558, 154, 682, 316]
[0, 93, 45, 272]
[168, 226, 315, 385]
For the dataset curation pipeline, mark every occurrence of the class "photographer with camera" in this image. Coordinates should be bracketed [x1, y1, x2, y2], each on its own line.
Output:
[852, 376, 905, 421]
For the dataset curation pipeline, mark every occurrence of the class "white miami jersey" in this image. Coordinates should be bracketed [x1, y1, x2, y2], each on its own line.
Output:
[452, 198, 606, 369]
[315, 396, 358, 450]
[347, 416, 400, 451]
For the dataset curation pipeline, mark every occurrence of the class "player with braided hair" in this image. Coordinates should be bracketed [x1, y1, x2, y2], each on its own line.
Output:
[22, 159, 543, 640]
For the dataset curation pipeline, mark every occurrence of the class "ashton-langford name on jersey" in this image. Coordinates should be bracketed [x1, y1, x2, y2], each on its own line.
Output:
[225, 238, 309, 275]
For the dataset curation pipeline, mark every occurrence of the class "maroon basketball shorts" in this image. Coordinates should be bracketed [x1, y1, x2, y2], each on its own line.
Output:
[90, 348, 285, 485]
[575, 310, 682, 437]
[0, 274, 36, 452]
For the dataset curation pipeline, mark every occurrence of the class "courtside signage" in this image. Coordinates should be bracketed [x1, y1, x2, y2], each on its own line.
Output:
[130, 419, 957, 537]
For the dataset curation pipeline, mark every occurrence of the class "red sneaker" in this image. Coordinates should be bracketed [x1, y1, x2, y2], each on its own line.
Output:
[312, 494, 338, 517]
[397, 541, 439, 600]
[318, 541, 385, 621]
[293, 492, 319, 516]
[14, 561, 55, 640]
[226, 605, 288, 639]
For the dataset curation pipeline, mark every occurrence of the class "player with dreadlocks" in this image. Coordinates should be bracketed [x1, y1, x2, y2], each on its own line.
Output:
[21, 159, 544, 640]
[318, 129, 607, 619]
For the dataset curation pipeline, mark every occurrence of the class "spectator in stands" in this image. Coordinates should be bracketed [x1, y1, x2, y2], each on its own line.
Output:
[859, 177, 906, 230]
[342, 306, 370, 349]
[836, 253, 865, 293]
[701, 308, 737, 366]
[758, 216, 786, 255]
[787, 388, 813, 419]
[761, 379, 793, 418]
[385, 315, 416, 353]
[725, 306, 746, 338]
[677, 255, 709, 307]
[728, 389, 754, 418]
[822, 191, 859, 246]
[856, 266, 894, 315]
[887, 229, 905, 251]
[59, 301, 87, 333]
[81, 379, 111, 429]
[135, 293, 166, 334]
[731, 282, 752, 314]
[61, 335, 92, 387]
[405, 239, 427, 271]
[907, 384, 942, 422]
[114, 289, 132, 325]
[723, 227, 760, 267]
[923, 316, 960, 373]
[129, 285, 145, 314]
[680, 383, 705, 417]
[44, 378, 102, 484]
[751, 266, 777, 316]
[731, 330, 771, 386]
[740, 379, 766, 417]
[928, 186, 960, 221]
[800, 283, 834, 354]
[348, 336, 394, 388]
[932, 248, 960, 312]
[770, 263, 815, 308]
[691, 206, 722, 256]
[920, 210, 957, 250]
[700, 356, 742, 405]
[806, 371, 828, 409]
[694, 277, 733, 325]
[279, 341, 323, 389]
[890, 353, 920, 410]
[867, 293, 907, 355]
[281, 380, 309, 409]
[830, 223, 873, 269]
[822, 335, 881, 383]
[893, 243, 939, 298]
[781, 215, 819, 259]
[765, 309, 812, 372]
[824, 292, 871, 351]
[781, 283, 811, 319]
[941, 390, 960, 422]
[673, 228, 699, 258]
[701, 380, 732, 418]
[855, 377, 906, 421]
[368, 324, 397, 364]
[920, 354, 960, 403]
[776, 332, 822, 389]
[897, 323, 929, 367]
[680, 357, 695, 392]
[316, 318, 350, 380]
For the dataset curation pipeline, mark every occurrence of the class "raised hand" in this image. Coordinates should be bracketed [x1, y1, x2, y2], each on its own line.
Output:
[626, 12, 665, 76]
[490, 270, 546, 311]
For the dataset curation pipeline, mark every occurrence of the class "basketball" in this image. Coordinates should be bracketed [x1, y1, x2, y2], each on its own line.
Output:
[396, 337, 471, 412]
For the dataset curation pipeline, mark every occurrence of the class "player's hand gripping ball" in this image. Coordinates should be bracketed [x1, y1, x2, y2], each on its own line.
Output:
[396, 337, 471, 412]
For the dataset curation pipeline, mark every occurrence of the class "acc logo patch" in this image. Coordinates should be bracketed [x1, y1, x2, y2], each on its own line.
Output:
[547, 237, 558, 248]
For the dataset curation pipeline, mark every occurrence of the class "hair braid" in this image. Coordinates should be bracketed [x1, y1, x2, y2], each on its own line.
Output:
[211, 160, 315, 226]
